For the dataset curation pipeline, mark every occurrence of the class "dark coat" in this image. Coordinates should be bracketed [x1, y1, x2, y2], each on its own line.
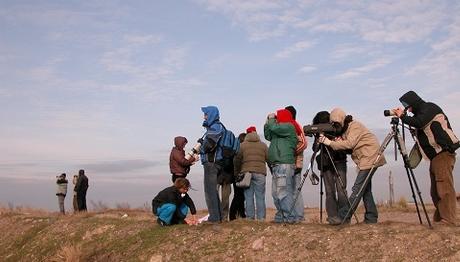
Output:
[400, 91, 459, 159]
[74, 174, 89, 195]
[170, 136, 194, 175]
[152, 186, 196, 215]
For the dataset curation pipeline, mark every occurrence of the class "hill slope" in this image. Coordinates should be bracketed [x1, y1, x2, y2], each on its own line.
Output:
[1, 206, 460, 261]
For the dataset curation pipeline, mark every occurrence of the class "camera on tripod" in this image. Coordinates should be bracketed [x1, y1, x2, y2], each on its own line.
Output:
[303, 123, 339, 137]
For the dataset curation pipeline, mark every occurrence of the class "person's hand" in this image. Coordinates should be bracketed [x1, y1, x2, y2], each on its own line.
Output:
[318, 134, 332, 146]
[393, 107, 405, 118]
[267, 113, 276, 119]
[197, 138, 204, 144]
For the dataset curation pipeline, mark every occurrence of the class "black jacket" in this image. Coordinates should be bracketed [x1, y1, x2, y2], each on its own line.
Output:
[400, 91, 459, 159]
[74, 174, 89, 194]
[152, 186, 196, 215]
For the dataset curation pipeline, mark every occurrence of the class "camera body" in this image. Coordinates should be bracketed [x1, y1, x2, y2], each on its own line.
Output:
[303, 123, 339, 137]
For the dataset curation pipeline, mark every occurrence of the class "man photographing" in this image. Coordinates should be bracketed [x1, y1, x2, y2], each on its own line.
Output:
[394, 91, 459, 226]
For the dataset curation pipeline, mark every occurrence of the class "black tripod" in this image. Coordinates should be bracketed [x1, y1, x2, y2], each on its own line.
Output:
[290, 140, 358, 224]
[341, 117, 432, 228]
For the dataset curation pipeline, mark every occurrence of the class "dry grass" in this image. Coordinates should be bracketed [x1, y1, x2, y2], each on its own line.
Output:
[52, 245, 82, 262]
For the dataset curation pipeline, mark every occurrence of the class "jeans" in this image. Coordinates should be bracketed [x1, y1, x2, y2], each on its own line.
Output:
[339, 168, 378, 223]
[244, 173, 266, 220]
[57, 195, 65, 214]
[271, 164, 295, 223]
[203, 162, 222, 222]
[323, 161, 347, 220]
[157, 203, 188, 225]
[292, 171, 305, 221]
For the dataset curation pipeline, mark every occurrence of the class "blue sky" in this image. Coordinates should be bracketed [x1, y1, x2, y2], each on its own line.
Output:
[1, 0, 460, 211]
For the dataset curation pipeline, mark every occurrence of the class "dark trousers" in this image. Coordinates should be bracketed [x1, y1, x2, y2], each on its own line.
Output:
[229, 184, 246, 220]
[77, 191, 87, 211]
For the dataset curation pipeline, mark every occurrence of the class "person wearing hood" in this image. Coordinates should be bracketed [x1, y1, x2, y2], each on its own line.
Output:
[199, 105, 230, 223]
[394, 91, 459, 226]
[319, 108, 386, 224]
[312, 111, 348, 225]
[169, 136, 196, 183]
[234, 126, 269, 221]
[264, 109, 299, 223]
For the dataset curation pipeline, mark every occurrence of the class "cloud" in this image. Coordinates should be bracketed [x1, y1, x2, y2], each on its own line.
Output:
[275, 40, 315, 59]
[336, 58, 391, 79]
[298, 65, 316, 74]
[82, 159, 160, 173]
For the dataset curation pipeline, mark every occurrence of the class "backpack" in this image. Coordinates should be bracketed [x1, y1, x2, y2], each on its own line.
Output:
[217, 124, 240, 174]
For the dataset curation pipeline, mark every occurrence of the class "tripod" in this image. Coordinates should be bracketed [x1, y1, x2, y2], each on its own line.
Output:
[289, 140, 358, 224]
[341, 117, 432, 228]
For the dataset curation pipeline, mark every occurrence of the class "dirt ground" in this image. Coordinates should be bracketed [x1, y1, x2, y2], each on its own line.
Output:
[1, 205, 460, 261]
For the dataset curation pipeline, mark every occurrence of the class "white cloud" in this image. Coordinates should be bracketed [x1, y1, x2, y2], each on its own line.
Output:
[336, 58, 391, 79]
[275, 40, 315, 59]
[298, 65, 316, 74]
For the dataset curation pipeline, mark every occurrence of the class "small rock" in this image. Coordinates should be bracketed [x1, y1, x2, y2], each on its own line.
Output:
[149, 255, 162, 262]
[252, 238, 264, 250]
[121, 213, 128, 218]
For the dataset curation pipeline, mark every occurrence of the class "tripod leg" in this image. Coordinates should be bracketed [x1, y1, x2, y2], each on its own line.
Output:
[395, 131, 432, 228]
[408, 168, 433, 228]
[405, 167, 423, 224]
[324, 147, 359, 224]
[341, 167, 379, 225]
[320, 174, 324, 223]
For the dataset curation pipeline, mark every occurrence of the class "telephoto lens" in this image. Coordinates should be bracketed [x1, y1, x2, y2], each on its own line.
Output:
[383, 109, 396, 117]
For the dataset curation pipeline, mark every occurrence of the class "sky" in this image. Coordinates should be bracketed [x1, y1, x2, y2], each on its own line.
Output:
[1, 0, 460, 212]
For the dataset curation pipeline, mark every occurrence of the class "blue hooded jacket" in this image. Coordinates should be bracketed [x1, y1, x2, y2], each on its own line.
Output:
[200, 106, 224, 164]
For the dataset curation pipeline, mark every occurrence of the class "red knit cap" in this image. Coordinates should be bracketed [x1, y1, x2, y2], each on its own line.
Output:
[246, 126, 256, 133]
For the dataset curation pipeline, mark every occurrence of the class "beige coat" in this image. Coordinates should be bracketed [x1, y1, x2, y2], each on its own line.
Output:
[329, 120, 386, 170]
[233, 132, 269, 175]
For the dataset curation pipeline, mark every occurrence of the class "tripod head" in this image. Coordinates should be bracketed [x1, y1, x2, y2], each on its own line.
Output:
[390, 117, 399, 126]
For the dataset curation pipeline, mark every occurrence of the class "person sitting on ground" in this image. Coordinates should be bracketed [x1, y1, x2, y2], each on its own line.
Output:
[169, 136, 197, 183]
[152, 178, 198, 226]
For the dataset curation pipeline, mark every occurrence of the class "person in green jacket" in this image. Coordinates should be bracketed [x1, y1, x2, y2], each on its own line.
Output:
[264, 109, 299, 223]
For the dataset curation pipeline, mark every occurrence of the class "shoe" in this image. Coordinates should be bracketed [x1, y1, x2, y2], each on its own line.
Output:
[327, 217, 342, 225]
[157, 218, 167, 227]
[364, 220, 377, 224]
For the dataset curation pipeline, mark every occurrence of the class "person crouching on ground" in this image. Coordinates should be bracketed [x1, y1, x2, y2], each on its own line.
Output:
[152, 178, 198, 226]
[56, 173, 68, 214]
[170, 136, 197, 183]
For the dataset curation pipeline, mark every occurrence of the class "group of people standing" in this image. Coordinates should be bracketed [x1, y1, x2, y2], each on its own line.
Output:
[152, 90, 459, 227]
[55, 169, 89, 214]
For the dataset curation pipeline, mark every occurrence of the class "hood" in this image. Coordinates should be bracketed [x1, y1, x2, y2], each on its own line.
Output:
[312, 111, 330, 125]
[174, 136, 187, 150]
[201, 106, 220, 127]
[399, 91, 425, 112]
[330, 108, 346, 127]
[276, 109, 302, 135]
[245, 132, 260, 142]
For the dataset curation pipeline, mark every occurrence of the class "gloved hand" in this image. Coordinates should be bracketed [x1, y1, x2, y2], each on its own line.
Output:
[197, 138, 204, 144]
[318, 134, 332, 146]
[295, 168, 302, 174]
